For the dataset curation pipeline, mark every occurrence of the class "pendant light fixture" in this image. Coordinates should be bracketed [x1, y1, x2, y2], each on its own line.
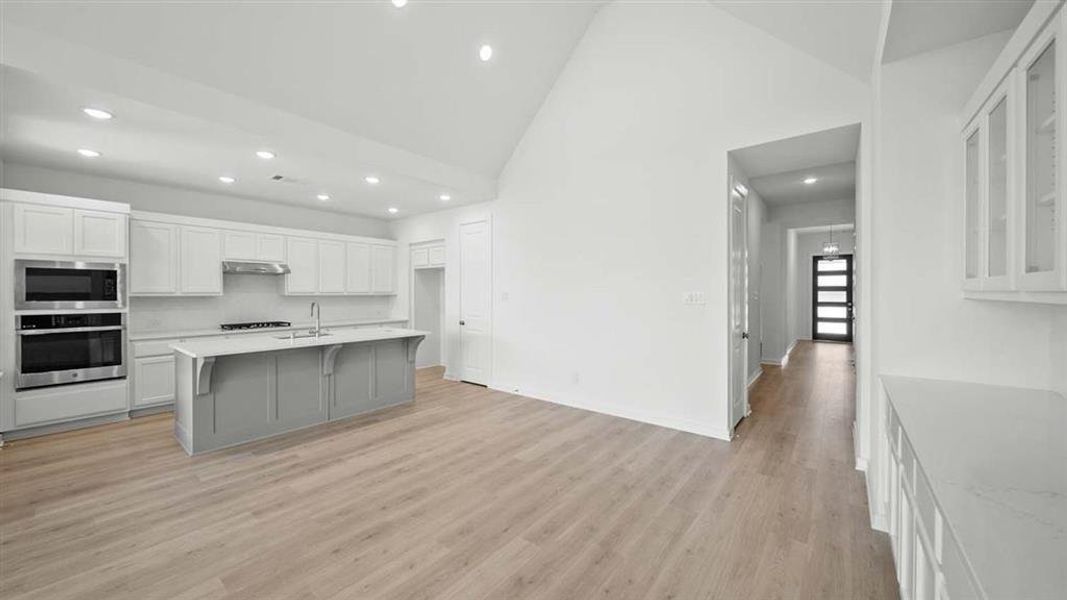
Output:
[823, 225, 840, 258]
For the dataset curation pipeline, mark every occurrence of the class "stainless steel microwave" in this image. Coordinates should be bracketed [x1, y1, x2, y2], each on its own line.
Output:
[15, 260, 126, 310]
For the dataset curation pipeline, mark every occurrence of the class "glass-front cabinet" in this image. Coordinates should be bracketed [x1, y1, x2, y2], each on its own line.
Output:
[961, 5, 1067, 300]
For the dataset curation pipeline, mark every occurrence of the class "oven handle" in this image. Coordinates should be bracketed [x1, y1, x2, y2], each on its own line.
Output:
[16, 326, 126, 335]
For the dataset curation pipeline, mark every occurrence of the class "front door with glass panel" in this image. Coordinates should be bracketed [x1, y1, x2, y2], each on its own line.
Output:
[812, 254, 853, 342]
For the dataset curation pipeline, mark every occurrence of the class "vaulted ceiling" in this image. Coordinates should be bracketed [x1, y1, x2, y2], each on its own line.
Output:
[0, 1, 602, 217]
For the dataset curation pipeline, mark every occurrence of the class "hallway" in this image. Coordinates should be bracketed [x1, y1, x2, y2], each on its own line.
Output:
[0, 348, 896, 599]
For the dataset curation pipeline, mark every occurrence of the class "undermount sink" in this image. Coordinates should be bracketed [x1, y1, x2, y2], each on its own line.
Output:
[275, 332, 332, 340]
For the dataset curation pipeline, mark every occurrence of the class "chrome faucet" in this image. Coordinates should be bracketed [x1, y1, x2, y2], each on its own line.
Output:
[310, 301, 321, 337]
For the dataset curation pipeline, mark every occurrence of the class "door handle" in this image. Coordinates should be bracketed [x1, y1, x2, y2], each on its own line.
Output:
[459, 320, 466, 326]
[741, 332, 749, 339]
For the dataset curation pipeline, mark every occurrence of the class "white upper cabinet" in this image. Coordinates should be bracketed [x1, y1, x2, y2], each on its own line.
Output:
[428, 244, 446, 266]
[346, 242, 372, 294]
[74, 210, 127, 258]
[285, 237, 319, 294]
[223, 230, 287, 262]
[371, 244, 396, 294]
[223, 230, 257, 260]
[411, 242, 445, 271]
[257, 234, 286, 262]
[961, 3, 1067, 301]
[318, 240, 346, 294]
[130, 220, 179, 295]
[13, 203, 74, 256]
[1018, 22, 1065, 290]
[179, 227, 222, 295]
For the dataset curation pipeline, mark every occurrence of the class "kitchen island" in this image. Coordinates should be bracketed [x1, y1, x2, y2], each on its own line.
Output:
[171, 328, 426, 455]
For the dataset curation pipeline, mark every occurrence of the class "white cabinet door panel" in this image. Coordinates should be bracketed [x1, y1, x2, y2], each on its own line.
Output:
[411, 248, 429, 268]
[257, 234, 286, 261]
[130, 220, 179, 294]
[429, 244, 446, 266]
[13, 203, 74, 255]
[180, 227, 222, 295]
[74, 210, 126, 257]
[286, 237, 318, 294]
[134, 356, 176, 407]
[318, 240, 346, 294]
[346, 243, 371, 294]
[223, 231, 257, 260]
[371, 245, 395, 294]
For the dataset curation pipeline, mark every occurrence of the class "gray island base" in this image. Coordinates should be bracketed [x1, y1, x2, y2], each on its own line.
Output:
[171, 329, 427, 455]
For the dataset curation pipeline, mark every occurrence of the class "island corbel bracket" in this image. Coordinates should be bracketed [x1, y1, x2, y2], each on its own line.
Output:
[322, 344, 344, 375]
[407, 336, 426, 363]
[195, 356, 216, 396]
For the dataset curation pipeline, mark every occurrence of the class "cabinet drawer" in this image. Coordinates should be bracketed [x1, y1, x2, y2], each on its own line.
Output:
[15, 381, 127, 427]
[133, 339, 182, 358]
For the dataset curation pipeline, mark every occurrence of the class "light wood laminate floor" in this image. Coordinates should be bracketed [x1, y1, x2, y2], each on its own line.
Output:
[0, 341, 897, 599]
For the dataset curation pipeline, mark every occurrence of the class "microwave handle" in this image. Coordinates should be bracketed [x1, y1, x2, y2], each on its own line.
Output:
[16, 326, 125, 335]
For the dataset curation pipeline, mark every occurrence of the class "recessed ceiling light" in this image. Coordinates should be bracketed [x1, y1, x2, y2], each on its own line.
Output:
[219, 175, 236, 184]
[364, 175, 380, 185]
[82, 107, 113, 120]
[391, 0, 407, 7]
[77, 148, 101, 158]
[256, 150, 276, 160]
[479, 44, 493, 62]
[439, 194, 451, 201]
[317, 193, 330, 201]
[803, 176, 818, 185]
[387, 207, 399, 214]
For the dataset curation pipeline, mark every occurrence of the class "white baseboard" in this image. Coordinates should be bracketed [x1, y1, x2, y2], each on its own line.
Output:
[488, 384, 733, 442]
[747, 368, 763, 387]
[866, 468, 888, 532]
[760, 358, 781, 366]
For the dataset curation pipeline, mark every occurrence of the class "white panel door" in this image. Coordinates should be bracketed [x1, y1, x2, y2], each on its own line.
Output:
[129, 220, 179, 294]
[73, 210, 126, 257]
[371, 245, 395, 294]
[180, 226, 222, 295]
[318, 240, 346, 294]
[459, 220, 491, 385]
[13, 203, 73, 255]
[223, 231, 257, 260]
[345, 242, 371, 294]
[257, 234, 286, 261]
[286, 237, 318, 294]
[134, 355, 176, 407]
[729, 185, 749, 431]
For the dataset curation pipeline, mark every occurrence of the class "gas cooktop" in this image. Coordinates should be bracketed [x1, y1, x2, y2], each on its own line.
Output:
[220, 321, 292, 331]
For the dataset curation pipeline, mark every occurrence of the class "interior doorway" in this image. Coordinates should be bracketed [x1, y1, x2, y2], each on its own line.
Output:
[412, 266, 444, 367]
[812, 254, 854, 342]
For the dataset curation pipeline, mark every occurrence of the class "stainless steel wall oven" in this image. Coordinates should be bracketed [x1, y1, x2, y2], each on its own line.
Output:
[16, 313, 127, 390]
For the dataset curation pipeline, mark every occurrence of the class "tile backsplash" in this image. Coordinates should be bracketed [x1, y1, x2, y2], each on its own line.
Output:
[130, 273, 397, 332]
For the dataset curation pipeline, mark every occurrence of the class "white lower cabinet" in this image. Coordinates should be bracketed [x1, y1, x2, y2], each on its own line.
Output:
[133, 355, 175, 407]
[886, 402, 980, 600]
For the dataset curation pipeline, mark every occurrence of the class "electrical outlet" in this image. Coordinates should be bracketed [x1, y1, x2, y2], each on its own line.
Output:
[683, 291, 707, 305]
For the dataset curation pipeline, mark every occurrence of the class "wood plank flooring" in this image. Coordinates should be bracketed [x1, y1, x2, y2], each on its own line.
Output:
[0, 341, 897, 599]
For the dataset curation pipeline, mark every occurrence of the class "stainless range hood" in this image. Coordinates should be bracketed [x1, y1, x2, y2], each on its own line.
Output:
[222, 261, 291, 275]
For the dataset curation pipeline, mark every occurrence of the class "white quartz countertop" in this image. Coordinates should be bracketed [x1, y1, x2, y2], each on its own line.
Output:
[881, 376, 1067, 600]
[171, 328, 428, 359]
[130, 317, 409, 341]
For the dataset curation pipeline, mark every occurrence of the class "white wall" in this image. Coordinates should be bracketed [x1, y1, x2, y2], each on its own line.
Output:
[390, 202, 493, 379]
[761, 197, 856, 362]
[794, 230, 855, 341]
[480, 2, 870, 439]
[1, 162, 391, 238]
[867, 31, 1067, 526]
